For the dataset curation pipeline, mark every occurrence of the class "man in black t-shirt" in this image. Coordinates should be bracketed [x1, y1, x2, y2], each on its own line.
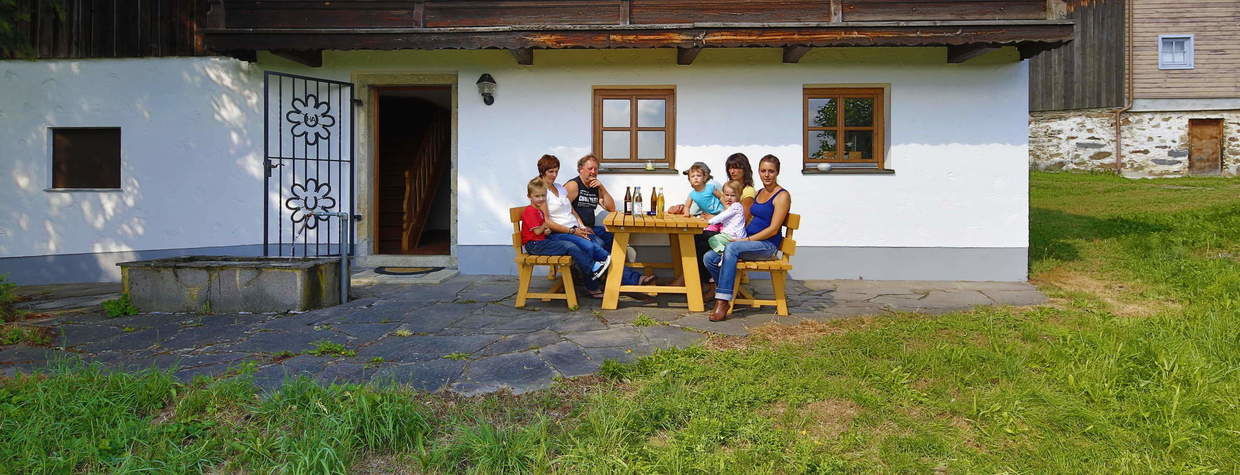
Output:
[565, 154, 616, 251]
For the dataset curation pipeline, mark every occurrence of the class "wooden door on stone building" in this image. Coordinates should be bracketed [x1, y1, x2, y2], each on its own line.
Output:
[1188, 119, 1223, 176]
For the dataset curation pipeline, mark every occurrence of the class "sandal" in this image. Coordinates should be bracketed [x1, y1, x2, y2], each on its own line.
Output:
[639, 274, 657, 286]
[586, 289, 605, 299]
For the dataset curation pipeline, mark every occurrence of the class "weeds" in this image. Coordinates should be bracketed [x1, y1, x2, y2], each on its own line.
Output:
[391, 329, 414, 337]
[442, 352, 471, 361]
[306, 341, 356, 357]
[101, 294, 139, 318]
[631, 313, 665, 327]
[0, 325, 52, 345]
[0, 274, 17, 322]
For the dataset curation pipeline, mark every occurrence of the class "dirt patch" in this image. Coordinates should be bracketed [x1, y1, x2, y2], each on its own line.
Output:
[1034, 269, 1181, 317]
[749, 318, 875, 346]
[765, 398, 861, 439]
[350, 453, 424, 474]
[703, 334, 749, 351]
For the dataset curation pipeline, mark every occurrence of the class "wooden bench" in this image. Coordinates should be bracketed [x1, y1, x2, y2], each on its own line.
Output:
[510, 207, 578, 309]
[734, 213, 800, 316]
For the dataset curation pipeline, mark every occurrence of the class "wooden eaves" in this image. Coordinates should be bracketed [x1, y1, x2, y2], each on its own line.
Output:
[203, 20, 1074, 66]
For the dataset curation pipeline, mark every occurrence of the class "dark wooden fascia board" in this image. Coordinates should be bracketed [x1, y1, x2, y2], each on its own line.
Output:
[676, 47, 701, 65]
[204, 21, 1074, 53]
[270, 49, 323, 67]
[946, 44, 997, 63]
[782, 46, 812, 63]
[510, 47, 533, 64]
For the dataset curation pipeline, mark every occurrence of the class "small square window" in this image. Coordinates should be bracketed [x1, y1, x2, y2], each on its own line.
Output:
[51, 128, 121, 189]
[593, 88, 675, 169]
[1158, 35, 1194, 70]
[803, 88, 886, 169]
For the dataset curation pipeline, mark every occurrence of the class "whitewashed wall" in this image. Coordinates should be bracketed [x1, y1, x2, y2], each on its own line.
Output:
[1, 57, 265, 264]
[2, 47, 1029, 282]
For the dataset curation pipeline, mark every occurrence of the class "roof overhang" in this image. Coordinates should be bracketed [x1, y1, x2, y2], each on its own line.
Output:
[203, 20, 1074, 63]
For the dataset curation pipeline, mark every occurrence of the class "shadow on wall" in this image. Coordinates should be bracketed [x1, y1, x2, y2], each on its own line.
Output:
[1, 57, 265, 285]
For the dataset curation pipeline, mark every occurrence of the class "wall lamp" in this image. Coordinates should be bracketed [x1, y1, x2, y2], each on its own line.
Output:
[476, 74, 497, 105]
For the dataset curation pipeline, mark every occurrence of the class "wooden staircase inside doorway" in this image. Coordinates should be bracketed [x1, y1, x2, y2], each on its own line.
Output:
[401, 110, 450, 251]
[377, 100, 450, 255]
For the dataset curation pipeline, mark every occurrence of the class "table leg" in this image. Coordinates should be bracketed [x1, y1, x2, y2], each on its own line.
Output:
[668, 233, 684, 280]
[677, 234, 705, 312]
[601, 231, 630, 310]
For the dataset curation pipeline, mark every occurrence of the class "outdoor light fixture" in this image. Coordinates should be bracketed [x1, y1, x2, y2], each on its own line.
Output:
[476, 74, 497, 105]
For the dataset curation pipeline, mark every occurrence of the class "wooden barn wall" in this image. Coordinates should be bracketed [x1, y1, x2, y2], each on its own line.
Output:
[4, 0, 205, 59]
[1028, 0, 1125, 111]
[1131, 0, 1240, 99]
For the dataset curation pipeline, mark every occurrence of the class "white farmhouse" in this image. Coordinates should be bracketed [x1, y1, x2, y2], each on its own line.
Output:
[0, 1, 1074, 285]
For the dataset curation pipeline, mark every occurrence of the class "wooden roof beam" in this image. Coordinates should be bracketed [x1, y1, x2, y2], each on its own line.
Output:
[946, 45, 997, 63]
[510, 47, 533, 65]
[782, 46, 812, 63]
[676, 47, 701, 65]
[270, 49, 322, 67]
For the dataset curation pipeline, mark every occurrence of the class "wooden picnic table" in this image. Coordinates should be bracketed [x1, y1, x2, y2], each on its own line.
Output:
[601, 212, 707, 312]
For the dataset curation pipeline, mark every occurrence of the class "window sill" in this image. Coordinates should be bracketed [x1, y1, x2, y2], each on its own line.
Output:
[598, 167, 680, 175]
[44, 188, 123, 192]
[801, 168, 894, 175]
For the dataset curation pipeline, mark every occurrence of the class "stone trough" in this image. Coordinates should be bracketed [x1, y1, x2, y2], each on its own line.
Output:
[118, 256, 341, 313]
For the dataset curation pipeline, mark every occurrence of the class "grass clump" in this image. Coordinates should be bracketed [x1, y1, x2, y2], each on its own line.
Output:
[391, 329, 414, 337]
[631, 313, 665, 327]
[306, 340, 356, 357]
[0, 275, 18, 322]
[101, 294, 139, 318]
[442, 352, 471, 361]
[0, 325, 53, 345]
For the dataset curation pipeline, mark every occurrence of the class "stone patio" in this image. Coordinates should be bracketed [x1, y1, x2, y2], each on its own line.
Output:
[0, 275, 1045, 395]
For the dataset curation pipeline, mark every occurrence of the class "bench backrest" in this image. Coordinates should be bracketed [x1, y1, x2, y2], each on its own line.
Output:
[779, 213, 801, 260]
[509, 206, 525, 255]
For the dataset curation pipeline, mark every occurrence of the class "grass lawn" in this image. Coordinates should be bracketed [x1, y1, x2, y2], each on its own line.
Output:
[3, 172, 1238, 473]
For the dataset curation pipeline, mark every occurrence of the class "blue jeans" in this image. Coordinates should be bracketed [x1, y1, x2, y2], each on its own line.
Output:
[703, 240, 778, 301]
[547, 232, 609, 262]
[524, 239, 601, 292]
[589, 225, 614, 251]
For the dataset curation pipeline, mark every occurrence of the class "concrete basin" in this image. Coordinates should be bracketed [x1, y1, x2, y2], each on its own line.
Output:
[118, 256, 340, 313]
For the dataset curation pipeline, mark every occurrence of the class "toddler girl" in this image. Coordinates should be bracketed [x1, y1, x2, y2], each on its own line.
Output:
[705, 180, 749, 253]
[673, 161, 724, 217]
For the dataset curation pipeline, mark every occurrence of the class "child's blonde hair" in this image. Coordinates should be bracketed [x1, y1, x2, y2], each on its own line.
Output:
[722, 180, 743, 196]
[527, 177, 547, 196]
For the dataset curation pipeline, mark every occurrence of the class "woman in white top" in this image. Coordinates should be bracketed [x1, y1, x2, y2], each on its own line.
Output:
[534, 155, 612, 277]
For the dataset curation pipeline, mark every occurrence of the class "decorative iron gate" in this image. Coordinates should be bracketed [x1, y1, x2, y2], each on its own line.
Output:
[263, 71, 355, 257]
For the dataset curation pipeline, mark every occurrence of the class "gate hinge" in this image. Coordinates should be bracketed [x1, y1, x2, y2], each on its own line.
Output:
[351, 98, 364, 107]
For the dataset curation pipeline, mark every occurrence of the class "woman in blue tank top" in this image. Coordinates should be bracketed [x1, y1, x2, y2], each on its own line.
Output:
[702, 154, 791, 321]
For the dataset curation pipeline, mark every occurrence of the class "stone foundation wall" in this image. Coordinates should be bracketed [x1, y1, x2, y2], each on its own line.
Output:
[1030, 109, 1240, 177]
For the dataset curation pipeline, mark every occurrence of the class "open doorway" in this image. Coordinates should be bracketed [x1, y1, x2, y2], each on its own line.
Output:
[374, 87, 452, 254]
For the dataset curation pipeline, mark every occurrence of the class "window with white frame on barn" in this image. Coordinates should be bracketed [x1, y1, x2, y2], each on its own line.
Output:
[1158, 35, 1194, 70]
[803, 87, 886, 170]
[49, 128, 122, 190]
[592, 88, 675, 170]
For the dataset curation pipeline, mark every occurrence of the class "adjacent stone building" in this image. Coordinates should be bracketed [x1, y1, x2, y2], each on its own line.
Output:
[1029, 0, 1239, 177]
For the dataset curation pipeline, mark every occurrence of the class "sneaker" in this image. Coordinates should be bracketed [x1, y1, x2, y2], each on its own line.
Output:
[591, 255, 612, 280]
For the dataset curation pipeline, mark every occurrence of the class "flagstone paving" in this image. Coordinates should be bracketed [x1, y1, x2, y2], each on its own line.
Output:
[1, 276, 1045, 395]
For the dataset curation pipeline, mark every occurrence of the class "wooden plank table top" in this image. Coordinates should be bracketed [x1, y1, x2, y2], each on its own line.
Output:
[602, 212, 707, 312]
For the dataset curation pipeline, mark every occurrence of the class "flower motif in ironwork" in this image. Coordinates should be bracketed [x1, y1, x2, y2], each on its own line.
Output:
[285, 178, 336, 228]
[286, 94, 336, 145]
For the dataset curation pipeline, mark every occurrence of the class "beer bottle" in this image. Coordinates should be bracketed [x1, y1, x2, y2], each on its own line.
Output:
[634, 187, 644, 215]
[648, 186, 657, 215]
[624, 186, 633, 215]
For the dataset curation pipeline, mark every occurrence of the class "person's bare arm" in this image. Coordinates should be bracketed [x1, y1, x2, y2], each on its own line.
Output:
[594, 179, 616, 212]
[564, 180, 580, 203]
[539, 203, 575, 234]
[740, 196, 754, 223]
[743, 192, 790, 242]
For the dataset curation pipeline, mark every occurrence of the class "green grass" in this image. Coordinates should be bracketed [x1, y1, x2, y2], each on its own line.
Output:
[0, 274, 17, 322]
[101, 294, 139, 318]
[2, 171, 1237, 472]
[306, 340, 356, 357]
[631, 313, 666, 327]
[0, 325, 52, 345]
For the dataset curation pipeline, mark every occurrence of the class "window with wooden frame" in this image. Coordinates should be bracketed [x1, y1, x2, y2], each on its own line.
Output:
[50, 128, 122, 190]
[592, 88, 675, 170]
[803, 88, 886, 170]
